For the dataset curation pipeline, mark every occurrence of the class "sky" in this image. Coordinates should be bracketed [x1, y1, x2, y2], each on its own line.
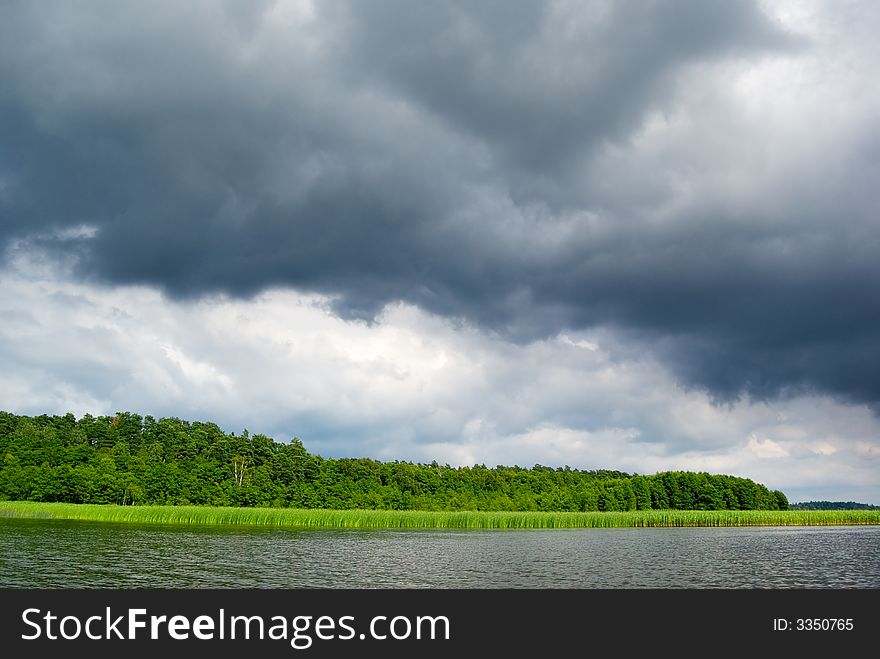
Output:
[1, 0, 878, 504]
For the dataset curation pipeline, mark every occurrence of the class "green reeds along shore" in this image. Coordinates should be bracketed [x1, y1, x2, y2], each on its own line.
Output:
[1, 501, 878, 529]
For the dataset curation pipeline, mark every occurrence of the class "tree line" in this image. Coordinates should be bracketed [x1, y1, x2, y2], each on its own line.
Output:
[0, 411, 788, 511]
[790, 501, 878, 510]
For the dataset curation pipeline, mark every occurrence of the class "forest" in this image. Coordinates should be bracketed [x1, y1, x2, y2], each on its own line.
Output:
[0, 411, 789, 512]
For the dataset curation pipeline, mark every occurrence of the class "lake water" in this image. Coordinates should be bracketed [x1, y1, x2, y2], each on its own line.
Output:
[0, 518, 877, 588]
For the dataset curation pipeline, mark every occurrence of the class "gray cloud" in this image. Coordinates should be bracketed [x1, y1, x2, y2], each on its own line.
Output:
[326, 0, 787, 180]
[2, 0, 878, 408]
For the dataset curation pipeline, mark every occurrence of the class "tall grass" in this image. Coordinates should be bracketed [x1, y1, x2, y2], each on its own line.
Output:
[1, 501, 877, 529]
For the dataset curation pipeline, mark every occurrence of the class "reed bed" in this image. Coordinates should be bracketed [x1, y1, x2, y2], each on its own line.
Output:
[1, 501, 878, 529]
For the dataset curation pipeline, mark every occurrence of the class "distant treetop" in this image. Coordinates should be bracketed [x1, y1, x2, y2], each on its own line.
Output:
[790, 501, 879, 510]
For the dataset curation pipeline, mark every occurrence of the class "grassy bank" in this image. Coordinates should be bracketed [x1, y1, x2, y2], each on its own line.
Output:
[1, 501, 878, 529]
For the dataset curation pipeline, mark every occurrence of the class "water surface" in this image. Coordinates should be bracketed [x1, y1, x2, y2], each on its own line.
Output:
[1, 518, 877, 588]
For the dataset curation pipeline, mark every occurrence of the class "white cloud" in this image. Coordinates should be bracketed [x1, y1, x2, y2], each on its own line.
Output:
[746, 433, 789, 459]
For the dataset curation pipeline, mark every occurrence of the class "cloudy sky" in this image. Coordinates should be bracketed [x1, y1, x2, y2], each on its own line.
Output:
[1, 0, 878, 503]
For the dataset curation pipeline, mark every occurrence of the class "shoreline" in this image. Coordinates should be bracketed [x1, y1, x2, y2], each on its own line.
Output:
[1, 501, 878, 529]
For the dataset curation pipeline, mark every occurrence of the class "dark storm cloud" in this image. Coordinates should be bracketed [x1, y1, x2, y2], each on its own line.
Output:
[2, 0, 878, 406]
[325, 0, 784, 180]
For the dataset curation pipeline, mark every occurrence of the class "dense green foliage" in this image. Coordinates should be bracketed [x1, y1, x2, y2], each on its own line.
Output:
[0, 411, 788, 511]
[4, 503, 875, 529]
[791, 501, 879, 510]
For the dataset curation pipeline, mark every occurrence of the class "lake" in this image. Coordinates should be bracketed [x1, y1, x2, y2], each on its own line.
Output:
[1, 518, 877, 588]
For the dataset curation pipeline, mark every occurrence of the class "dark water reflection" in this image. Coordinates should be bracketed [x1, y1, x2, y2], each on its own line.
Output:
[1, 518, 877, 588]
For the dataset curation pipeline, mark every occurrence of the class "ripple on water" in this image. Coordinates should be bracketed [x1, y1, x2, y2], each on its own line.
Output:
[0, 519, 877, 588]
